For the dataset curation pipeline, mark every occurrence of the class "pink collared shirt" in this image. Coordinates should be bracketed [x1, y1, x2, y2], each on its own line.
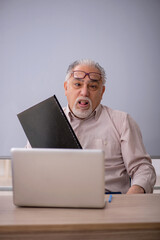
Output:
[64, 104, 156, 193]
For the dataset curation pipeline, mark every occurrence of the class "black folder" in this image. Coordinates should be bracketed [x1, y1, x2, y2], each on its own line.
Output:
[17, 95, 82, 149]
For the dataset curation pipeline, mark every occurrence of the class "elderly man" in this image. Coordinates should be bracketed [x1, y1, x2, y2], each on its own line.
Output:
[63, 59, 156, 194]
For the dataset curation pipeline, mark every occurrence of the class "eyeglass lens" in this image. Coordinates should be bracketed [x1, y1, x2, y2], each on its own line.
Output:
[73, 71, 101, 81]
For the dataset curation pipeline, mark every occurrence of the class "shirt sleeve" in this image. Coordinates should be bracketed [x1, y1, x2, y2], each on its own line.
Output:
[120, 114, 156, 193]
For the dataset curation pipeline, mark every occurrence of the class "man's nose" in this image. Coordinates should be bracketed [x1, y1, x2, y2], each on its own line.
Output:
[80, 83, 89, 97]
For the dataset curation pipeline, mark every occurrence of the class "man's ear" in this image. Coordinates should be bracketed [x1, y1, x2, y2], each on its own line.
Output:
[101, 85, 105, 98]
[64, 81, 68, 96]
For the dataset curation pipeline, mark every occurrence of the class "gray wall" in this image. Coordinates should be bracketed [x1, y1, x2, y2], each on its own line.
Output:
[1, 0, 160, 157]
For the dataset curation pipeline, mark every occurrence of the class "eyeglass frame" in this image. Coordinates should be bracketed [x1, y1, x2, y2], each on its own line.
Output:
[71, 70, 102, 81]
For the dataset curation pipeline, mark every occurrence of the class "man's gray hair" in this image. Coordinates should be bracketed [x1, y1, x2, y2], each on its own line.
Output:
[65, 59, 106, 85]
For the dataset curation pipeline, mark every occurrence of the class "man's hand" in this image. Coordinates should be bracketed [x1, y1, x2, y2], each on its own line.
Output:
[127, 185, 145, 194]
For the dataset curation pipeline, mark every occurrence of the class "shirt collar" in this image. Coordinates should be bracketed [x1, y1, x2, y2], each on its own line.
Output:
[65, 103, 102, 122]
[94, 104, 102, 121]
[65, 105, 73, 123]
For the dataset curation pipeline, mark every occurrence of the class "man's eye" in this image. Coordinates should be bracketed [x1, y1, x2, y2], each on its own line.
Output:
[74, 82, 82, 88]
[89, 85, 98, 90]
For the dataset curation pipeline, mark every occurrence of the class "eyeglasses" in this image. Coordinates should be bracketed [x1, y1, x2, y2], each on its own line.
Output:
[71, 70, 102, 81]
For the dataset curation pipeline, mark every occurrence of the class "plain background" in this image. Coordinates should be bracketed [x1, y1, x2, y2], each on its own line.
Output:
[0, 0, 160, 157]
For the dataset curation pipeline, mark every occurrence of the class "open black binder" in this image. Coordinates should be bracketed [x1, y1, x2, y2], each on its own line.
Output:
[17, 95, 82, 149]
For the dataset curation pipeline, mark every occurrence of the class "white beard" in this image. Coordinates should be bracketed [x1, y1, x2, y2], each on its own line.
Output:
[72, 97, 93, 119]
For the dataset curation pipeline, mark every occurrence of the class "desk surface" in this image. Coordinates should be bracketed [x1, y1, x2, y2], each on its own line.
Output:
[0, 193, 160, 240]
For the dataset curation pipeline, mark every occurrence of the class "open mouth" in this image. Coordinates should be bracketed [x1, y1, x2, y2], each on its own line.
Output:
[78, 100, 89, 108]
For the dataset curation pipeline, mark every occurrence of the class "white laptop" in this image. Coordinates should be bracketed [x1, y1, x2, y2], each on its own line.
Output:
[11, 148, 105, 208]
